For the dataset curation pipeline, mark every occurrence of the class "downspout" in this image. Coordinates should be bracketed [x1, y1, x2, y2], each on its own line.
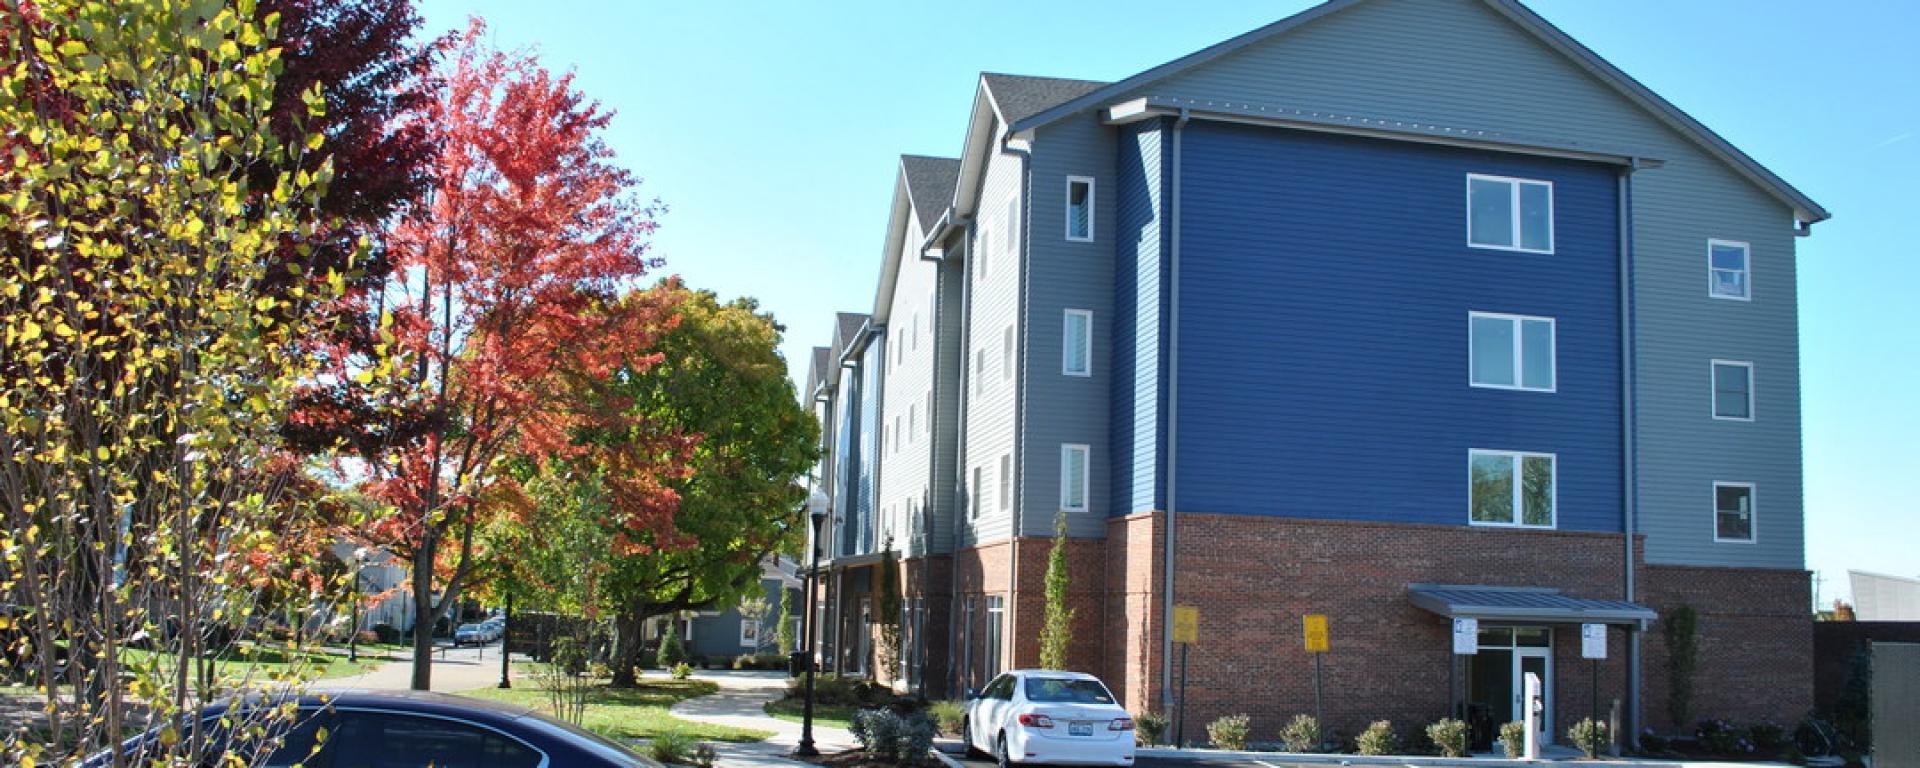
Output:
[1618, 164, 1642, 746]
[1005, 137, 1033, 668]
[947, 213, 977, 696]
[1161, 109, 1189, 707]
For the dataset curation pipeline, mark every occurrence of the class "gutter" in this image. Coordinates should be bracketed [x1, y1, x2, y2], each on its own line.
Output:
[1005, 132, 1032, 665]
[1161, 109, 1189, 708]
[946, 215, 978, 696]
[1618, 164, 1642, 746]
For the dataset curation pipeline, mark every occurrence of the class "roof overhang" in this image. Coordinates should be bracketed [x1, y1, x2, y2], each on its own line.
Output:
[952, 81, 1004, 220]
[1105, 96, 1663, 169]
[1407, 583, 1656, 627]
[873, 168, 916, 323]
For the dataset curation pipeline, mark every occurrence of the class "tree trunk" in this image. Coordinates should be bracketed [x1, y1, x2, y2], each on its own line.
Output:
[609, 610, 646, 688]
[410, 532, 437, 691]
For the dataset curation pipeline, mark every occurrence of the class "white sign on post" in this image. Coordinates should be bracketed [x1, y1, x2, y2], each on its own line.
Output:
[1581, 623, 1607, 660]
[1452, 617, 1478, 655]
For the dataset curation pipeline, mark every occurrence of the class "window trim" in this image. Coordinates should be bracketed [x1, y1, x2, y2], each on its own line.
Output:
[740, 617, 761, 647]
[1005, 195, 1019, 255]
[1710, 359, 1755, 422]
[1065, 176, 1096, 243]
[1466, 173, 1555, 254]
[1466, 448, 1558, 529]
[1707, 239, 1752, 301]
[1060, 443, 1090, 512]
[1063, 309, 1093, 377]
[999, 453, 1011, 511]
[1002, 324, 1014, 382]
[1712, 481, 1758, 544]
[1468, 311, 1557, 393]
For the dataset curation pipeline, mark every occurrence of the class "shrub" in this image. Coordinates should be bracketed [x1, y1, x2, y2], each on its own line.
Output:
[657, 622, 687, 668]
[671, 662, 693, 680]
[1426, 718, 1468, 758]
[1280, 714, 1321, 752]
[1136, 712, 1170, 746]
[1637, 729, 1670, 755]
[1749, 720, 1790, 752]
[1500, 721, 1527, 758]
[1695, 719, 1752, 756]
[1356, 720, 1398, 756]
[650, 731, 695, 764]
[851, 708, 936, 765]
[1568, 718, 1608, 759]
[691, 743, 718, 768]
[1206, 714, 1251, 751]
[928, 700, 967, 736]
[785, 673, 893, 707]
[372, 623, 400, 644]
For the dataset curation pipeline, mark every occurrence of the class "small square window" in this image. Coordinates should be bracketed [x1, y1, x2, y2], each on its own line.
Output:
[1712, 360, 1753, 421]
[1063, 310, 1092, 376]
[1467, 174, 1553, 253]
[1067, 177, 1094, 242]
[1714, 483, 1755, 542]
[1469, 449, 1555, 528]
[1469, 312, 1554, 392]
[1709, 240, 1750, 300]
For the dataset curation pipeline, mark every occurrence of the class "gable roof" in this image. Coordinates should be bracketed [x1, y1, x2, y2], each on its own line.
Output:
[1008, 0, 1827, 226]
[901, 155, 961, 233]
[805, 346, 832, 398]
[979, 73, 1109, 126]
[833, 312, 869, 360]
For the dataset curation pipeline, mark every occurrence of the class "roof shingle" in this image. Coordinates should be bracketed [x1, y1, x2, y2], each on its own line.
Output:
[900, 155, 961, 233]
[980, 73, 1109, 126]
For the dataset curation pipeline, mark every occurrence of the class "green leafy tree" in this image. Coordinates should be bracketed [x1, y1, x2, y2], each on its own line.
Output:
[776, 587, 796, 657]
[1039, 511, 1077, 670]
[875, 542, 903, 680]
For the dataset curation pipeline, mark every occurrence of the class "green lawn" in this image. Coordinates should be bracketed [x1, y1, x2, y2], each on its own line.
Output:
[120, 644, 385, 683]
[762, 697, 856, 730]
[460, 677, 773, 743]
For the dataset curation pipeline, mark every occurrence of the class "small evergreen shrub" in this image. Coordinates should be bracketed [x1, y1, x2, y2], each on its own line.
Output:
[671, 662, 693, 680]
[1136, 712, 1170, 746]
[1426, 718, 1469, 758]
[851, 708, 936, 764]
[650, 731, 695, 764]
[1500, 721, 1527, 758]
[656, 622, 686, 668]
[1280, 714, 1321, 753]
[928, 700, 967, 736]
[1206, 714, 1251, 751]
[1568, 718, 1608, 759]
[1356, 720, 1398, 756]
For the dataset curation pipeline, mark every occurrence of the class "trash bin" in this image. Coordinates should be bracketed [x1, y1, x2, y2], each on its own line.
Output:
[788, 650, 809, 677]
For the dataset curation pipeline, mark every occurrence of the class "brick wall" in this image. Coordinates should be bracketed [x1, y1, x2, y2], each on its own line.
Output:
[1637, 564, 1812, 731]
[1105, 512, 1165, 711]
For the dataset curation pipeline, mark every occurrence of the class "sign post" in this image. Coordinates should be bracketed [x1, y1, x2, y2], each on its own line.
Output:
[1303, 614, 1329, 739]
[1172, 605, 1198, 747]
[1451, 617, 1478, 719]
[1581, 623, 1607, 726]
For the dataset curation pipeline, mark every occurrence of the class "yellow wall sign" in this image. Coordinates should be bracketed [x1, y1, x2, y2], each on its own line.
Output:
[1172, 605, 1199, 644]
[1303, 614, 1330, 653]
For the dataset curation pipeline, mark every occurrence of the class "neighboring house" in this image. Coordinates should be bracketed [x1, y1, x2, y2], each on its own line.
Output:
[1851, 571, 1920, 621]
[644, 556, 803, 663]
[327, 541, 415, 635]
[802, 0, 1825, 745]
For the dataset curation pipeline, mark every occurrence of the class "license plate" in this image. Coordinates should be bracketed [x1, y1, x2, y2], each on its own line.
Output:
[1069, 722, 1093, 736]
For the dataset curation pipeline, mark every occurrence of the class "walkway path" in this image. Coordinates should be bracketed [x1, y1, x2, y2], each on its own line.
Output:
[325, 641, 520, 692]
[668, 670, 857, 768]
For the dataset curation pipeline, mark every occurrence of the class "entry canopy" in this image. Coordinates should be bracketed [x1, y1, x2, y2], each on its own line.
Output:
[1408, 584, 1656, 626]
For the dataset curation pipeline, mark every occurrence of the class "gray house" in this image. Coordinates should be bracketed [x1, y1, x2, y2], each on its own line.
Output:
[645, 556, 802, 664]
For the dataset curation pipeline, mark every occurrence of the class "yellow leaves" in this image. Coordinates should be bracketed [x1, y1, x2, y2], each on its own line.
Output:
[14, 321, 41, 343]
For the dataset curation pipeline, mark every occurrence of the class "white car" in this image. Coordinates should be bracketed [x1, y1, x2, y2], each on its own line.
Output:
[963, 670, 1135, 767]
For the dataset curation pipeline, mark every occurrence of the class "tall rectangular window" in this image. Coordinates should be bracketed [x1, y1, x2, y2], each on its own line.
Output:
[984, 596, 1005, 677]
[999, 453, 1011, 511]
[1066, 176, 1094, 242]
[975, 348, 987, 394]
[1712, 360, 1754, 421]
[971, 466, 982, 518]
[908, 403, 916, 442]
[1004, 196, 1018, 255]
[1063, 309, 1092, 376]
[1714, 482, 1756, 542]
[1060, 444, 1089, 512]
[912, 312, 920, 350]
[976, 230, 989, 281]
[1002, 325, 1014, 381]
[1469, 449, 1555, 528]
[1467, 174, 1553, 253]
[1709, 240, 1751, 300]
[1469, 312, 1555, 391]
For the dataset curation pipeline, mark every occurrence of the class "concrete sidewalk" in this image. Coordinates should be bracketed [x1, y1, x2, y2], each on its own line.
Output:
[666, 670, 858, 768]
[324, 642, 522, 692]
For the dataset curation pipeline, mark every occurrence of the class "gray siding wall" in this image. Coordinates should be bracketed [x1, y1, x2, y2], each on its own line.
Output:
[1118, 0, 1803, 568]
[1021, 116, 1119, 539]
[961, 118, 1025, 548]
[930, 254, 966, 555]
[879, 219, 943, 557]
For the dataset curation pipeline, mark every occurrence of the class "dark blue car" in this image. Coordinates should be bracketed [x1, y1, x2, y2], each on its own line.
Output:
[87, 688, 651, 767]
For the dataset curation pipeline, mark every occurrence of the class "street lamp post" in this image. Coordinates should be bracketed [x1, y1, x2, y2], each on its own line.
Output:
[795, 489, 830, 758]
[498, 592, 512, 689]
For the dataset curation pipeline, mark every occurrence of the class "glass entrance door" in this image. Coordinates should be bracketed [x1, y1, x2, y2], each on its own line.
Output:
[1516, 647, 1552, 744]
[1466, 626, 1554, 749]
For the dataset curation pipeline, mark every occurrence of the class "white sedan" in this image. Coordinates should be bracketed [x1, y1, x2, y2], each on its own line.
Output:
[963, 670, 1135, 767]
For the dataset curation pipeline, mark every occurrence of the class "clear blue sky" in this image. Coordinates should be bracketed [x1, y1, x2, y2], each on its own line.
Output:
[414, 0, 1917, 605]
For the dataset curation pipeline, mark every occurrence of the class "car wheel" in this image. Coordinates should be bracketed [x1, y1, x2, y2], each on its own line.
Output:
[963, 718, 987, 759]
[996, 732, 1014, 768]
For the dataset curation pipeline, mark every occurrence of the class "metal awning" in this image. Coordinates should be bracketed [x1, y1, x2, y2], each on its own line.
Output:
[1408, 584, 1656, 626]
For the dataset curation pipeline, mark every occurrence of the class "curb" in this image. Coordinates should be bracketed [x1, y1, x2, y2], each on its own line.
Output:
[1133, 747, 1793, 768]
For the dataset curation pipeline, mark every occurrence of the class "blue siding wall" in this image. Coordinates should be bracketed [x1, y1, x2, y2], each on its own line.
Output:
[1171, 123, 1623, 532]
[856, 346, 883, 554]
[1113, 120, 1169, 516]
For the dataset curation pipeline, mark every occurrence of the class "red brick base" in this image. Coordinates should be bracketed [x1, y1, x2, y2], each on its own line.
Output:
[1637, 564, 1812, 731]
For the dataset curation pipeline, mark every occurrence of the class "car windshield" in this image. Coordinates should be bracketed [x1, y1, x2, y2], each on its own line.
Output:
[1024, 677, 1115, 704]
[458, 624, 482, 632]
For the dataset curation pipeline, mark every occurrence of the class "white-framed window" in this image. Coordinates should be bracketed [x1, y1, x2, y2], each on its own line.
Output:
[908, 403, 916, 442]
[1063, 309, 1092, 377]
[1713, 482, 1756, 543]
[1468, 449, 1556, 528]
[1005, 196, 1018, 255]
[1066, 176, 1095, 242]
[976, 228, 989, 281]
[1002, 325, 1014, 381]
[971, 466, 982, 518]
[999, 453, 1011, 511]
[984, 596, 1005, 677]
[1467, 173, 1554, 253]
[740, 618, 761, 648]
[1708, 239, 1751, 300]
[1469, 312, 1555, 392]
[975, 348, 988, 394]
[1711, 360, 1754, 421]
[1060, 444, 1089, 512]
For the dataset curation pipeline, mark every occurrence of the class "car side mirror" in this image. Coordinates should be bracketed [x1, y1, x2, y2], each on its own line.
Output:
[964, 688, 979, 700]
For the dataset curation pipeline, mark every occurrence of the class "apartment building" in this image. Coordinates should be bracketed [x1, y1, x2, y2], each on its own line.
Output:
[802, 0, 1825, 745]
